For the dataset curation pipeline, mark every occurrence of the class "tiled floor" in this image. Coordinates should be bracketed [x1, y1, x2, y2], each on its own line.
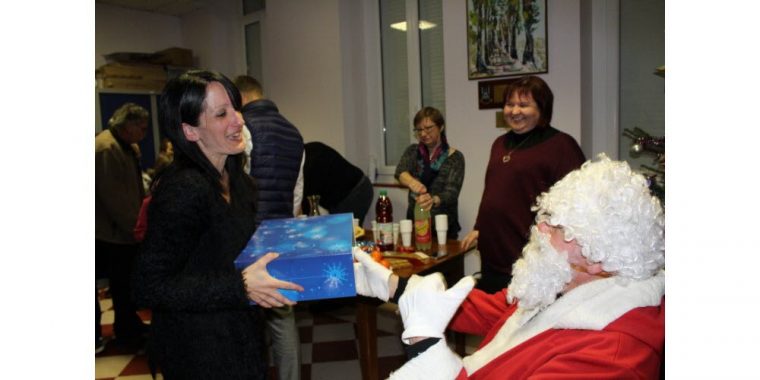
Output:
[96, 292, 482, 380]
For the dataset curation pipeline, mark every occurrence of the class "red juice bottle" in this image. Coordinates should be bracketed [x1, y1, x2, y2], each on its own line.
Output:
[375, 190, 394, 252]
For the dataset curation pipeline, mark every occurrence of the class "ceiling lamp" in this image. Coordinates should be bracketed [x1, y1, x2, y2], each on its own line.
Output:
[390, 20, 437, 32]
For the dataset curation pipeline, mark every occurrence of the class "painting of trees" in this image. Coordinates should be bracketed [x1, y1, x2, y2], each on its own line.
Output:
[467, 0, 547, 79]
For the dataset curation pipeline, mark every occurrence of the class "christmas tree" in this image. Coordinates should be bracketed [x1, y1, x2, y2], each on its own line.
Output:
[624, 127, 664, 205]
[622, 65, 665, 206]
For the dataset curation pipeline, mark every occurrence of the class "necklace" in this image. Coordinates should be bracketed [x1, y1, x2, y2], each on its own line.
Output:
[502, 135, 530, 163]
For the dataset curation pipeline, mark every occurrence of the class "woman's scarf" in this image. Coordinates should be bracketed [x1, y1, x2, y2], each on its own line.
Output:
[415, 133, 450, 188]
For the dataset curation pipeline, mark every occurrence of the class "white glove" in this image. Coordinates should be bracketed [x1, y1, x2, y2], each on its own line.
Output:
[352, 246, 393, 301]
[399, 273, 475, 344]
[388, 339, 463, 380]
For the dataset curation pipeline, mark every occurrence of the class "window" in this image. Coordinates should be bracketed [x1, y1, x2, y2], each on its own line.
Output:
[242, 3, 265, 82]
[379, 0, 445, 168]
[244, 21, 263, 81]
[242, 0, 265, 15]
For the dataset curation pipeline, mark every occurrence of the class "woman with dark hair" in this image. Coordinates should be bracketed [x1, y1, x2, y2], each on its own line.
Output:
[395, 106, 465, 239]
[460, 76, 585, 294]
[132, 70, 303, 379]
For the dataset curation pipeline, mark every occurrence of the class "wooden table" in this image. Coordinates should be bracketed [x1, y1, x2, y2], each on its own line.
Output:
[356, 234, 474, 380]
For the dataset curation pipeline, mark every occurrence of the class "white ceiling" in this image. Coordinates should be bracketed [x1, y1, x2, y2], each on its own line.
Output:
[96, 0, 207, 16]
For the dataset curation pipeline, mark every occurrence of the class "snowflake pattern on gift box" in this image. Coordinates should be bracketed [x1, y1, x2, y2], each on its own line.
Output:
[323, 263, 349, 288]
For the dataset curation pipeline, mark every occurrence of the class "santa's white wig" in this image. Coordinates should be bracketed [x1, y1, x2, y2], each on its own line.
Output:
[533, 153, 665, 280]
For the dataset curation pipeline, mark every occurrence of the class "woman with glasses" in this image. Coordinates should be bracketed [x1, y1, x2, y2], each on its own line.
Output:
[395, 106, 465, 239]
[460, 76, 585, 294]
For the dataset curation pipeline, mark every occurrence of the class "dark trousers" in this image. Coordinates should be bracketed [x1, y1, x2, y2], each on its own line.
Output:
[96, 289, 101, 341]
[329, 175, 374, 226]
[96, 239, 145, 342]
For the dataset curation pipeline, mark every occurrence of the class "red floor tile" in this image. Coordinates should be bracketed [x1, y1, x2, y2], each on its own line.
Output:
[120, 354, 153, 376]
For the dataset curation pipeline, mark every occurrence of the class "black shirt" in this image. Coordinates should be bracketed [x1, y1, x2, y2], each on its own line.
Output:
[302, 142, 364, 210]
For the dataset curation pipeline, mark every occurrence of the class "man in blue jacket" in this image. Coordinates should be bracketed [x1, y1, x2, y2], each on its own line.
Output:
[235, 75, 304, 380]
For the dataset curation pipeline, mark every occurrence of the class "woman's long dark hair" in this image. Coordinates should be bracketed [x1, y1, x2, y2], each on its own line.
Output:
[156, 70, 254, 198]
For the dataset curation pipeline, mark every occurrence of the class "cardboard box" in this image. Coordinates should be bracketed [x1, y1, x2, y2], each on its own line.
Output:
[104, 52, 155, 65]
[234, 213, 356, 302]
[96, 63, 167, 81]
[152, 47, 194, 67]
[103, 48, 194, 67]
[98, 77, 167, 92]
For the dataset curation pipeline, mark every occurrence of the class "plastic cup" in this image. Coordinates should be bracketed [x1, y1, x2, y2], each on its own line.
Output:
[401, 232, 412, 247]
[434, 214, 448, 245]
[392, 223, 400, 246]
[434, 214, 448, 231]
[437, 230, 447, 245]
[371, 220, 378, 242]
[399, 219, 413, 247]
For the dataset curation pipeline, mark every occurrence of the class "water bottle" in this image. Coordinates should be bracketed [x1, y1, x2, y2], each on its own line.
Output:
[375, 190, 394, 252]
[414, 201, 432, 251]
[307, 195, 321, 216]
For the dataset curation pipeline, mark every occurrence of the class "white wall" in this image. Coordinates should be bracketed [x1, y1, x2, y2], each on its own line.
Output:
[618, 0, 664, 168]
[261, 0, 347, 153]
[95, 4, 183, 68]
[580, 0, 620, 160]
[96, 1, 246, 79]
[95, 0, 601, 277]
[96, 0, 351, 154]
[440, 0, 583, 274]
[338, 0, 372, 175]
[180, 0, 245, 79]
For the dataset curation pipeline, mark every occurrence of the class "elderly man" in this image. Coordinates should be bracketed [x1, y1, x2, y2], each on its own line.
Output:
[354, 154, 665, 379]
[95, 103, 150, 352]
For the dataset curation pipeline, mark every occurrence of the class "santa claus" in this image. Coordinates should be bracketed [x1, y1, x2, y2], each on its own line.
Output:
[354, 153, 665, 379]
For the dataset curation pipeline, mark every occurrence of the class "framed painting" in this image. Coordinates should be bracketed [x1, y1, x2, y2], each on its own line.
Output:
[467, 0, 548, 80]
[478, 77, 519, 109]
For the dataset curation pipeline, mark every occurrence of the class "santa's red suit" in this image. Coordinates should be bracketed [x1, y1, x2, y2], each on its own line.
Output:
[389, 271, 664, 379]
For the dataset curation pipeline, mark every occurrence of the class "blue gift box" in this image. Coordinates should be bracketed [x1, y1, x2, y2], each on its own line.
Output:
[234, 213, 356, 302]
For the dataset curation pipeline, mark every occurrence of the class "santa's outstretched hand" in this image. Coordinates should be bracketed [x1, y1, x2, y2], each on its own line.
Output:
[352, 246, 393, 302]
[399, 273, 475, 344]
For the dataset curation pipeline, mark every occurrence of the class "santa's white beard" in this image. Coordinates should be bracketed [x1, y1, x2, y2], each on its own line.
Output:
[507, 227, 573, 311]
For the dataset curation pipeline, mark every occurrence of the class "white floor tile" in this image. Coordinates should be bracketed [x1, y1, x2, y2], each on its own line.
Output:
[99, 298, 113, 311]
[95, 355, 133, 378]
[101, 310, 114, 325]
[310, 360, 361, 380]
[376, 335, 404, 357]
[376, 313, 403, 335]
[312, 323, 355, 342]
